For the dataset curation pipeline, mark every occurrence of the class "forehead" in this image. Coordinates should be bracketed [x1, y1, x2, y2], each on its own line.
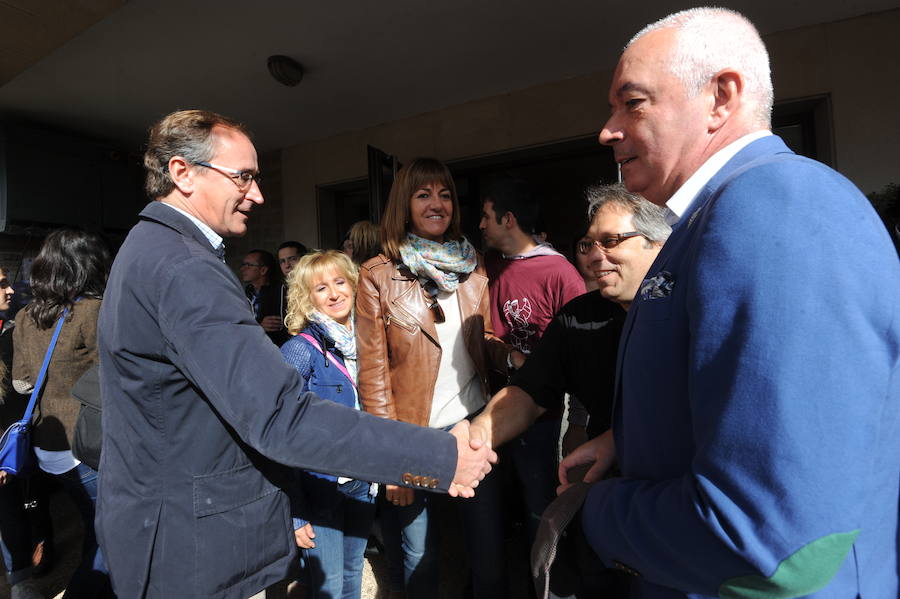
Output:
[210, 126, 257, 166]
[278, 247, 300, 258]
[589, 203, 634, 232]
[610, 28, 679, 99]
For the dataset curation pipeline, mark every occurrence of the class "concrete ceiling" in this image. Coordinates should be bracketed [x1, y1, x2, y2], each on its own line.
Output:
[0, 0, 898, 152]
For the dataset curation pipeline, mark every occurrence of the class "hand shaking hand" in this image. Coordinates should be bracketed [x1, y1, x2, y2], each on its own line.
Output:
[447, 420, 497, 498]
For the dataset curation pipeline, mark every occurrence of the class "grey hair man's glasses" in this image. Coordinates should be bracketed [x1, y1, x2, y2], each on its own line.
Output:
[576, 232, 643, 254]
[195, 161, 262, 191]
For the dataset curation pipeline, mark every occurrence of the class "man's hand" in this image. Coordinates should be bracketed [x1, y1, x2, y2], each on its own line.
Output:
[294, 523, 316, 549]
[561, 424, 588, 458]
[448, 420, 497, 498]
[260, 315, 283, 332]
[557, 429, 616, 495]
[385, 484, 415, 507]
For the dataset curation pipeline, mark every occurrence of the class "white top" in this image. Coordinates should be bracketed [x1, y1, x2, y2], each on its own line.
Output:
[35, 447, 80, 475]
[665, 130, 772, 224]
[428, 290, 485, 429]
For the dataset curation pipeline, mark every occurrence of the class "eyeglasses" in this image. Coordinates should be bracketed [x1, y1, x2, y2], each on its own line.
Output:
[240, 262, 262, 268]
[195, 161, 262, 190]
[576, 232, 643, 254]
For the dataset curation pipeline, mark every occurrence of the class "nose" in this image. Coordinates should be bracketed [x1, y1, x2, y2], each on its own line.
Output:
[245, 180, 264, 206]
[598, 114, 623, 146]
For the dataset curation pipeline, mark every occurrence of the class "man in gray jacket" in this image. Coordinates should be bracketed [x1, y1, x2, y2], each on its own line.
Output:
[97, 109, 495, 599]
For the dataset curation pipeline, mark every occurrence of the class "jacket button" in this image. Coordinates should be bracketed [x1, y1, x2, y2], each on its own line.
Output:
[402, 473, 413, 484]
[413, 475, 422, 486]
[429, 478, 438, 488]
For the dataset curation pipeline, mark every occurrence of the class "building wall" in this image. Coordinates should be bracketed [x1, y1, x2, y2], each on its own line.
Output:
[281, 9, 900, 248]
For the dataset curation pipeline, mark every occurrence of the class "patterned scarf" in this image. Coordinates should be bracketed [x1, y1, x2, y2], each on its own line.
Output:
[399, 233, 477, 293]
[307, 310, 357, 382]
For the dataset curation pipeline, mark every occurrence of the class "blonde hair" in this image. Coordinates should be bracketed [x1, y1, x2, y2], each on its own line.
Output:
[284, 250, 358, 334]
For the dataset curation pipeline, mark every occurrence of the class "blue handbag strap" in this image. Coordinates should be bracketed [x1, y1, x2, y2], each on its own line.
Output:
[21, 307, 70, 422]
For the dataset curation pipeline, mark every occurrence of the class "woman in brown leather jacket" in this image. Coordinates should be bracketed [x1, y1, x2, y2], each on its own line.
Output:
[356, 158, 511, 598]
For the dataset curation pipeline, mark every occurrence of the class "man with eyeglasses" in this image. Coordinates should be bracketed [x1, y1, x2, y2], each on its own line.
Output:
[240, 249, 288, 346]
[96, 109, 497, 599]
[471, 183, 668, 597]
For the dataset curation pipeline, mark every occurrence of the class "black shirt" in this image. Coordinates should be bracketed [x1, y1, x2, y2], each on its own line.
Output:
[510, 290, 625, 438]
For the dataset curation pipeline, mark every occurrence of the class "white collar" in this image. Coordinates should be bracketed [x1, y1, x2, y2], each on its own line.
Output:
[160, 202, 225, 255]
[665, 130, 772, 224]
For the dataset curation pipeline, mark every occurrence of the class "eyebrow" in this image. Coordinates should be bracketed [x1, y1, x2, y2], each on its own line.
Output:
[615, 82, 652, 97]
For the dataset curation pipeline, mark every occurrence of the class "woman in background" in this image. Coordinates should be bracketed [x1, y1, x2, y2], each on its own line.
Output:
[13, 229, 112, 599]
[355, 157, 511, 598]
[341, 220, 381, 266]
[280, 250, 375, 599]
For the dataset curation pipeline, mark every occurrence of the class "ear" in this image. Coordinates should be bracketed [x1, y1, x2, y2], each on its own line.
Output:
[168, 156, 195, 194]
[708, 69, 743, 133]
[503, 212, 516, 230]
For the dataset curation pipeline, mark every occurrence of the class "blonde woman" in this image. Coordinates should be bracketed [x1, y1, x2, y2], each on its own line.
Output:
[280, 250, 374, 599]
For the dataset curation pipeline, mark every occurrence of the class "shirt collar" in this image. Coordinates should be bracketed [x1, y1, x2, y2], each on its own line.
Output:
[665, 130, 772, 223]
[160, 202, 225, 257]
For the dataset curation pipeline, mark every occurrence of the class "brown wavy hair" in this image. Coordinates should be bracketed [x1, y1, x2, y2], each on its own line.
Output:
[380, 157, 462, 260]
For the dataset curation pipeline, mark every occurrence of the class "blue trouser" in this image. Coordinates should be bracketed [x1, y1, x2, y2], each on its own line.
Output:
[293, 475, 376, 599]
[56, 463, 111, 599]
[505, 418, 561, 544]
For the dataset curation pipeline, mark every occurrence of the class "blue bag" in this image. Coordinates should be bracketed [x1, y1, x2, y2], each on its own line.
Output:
[0, 309, 68, 475]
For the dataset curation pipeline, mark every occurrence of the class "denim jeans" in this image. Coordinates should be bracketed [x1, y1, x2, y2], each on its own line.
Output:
[380, 420, 507, 599]
[56, 463, 112, 599]
[505, 418, 561, 544]
[295, 475, 375, 599]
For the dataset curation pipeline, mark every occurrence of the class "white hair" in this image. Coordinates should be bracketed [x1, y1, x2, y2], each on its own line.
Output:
[628, 7, 773, 127]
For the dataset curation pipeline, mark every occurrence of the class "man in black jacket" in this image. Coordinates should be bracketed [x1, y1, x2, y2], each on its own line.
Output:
[97, 109, 495, 599]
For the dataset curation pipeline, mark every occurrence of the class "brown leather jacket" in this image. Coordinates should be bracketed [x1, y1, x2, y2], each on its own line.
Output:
[356, 254, 510, 427]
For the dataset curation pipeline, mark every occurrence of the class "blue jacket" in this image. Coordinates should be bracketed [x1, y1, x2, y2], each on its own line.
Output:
[281, 323, 359, 483]
[582, 136, 900, 598]
[97, 202, 459, 599]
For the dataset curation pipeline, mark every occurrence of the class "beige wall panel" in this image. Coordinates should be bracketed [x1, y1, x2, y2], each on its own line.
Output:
[768, 25, 830, 101]
[434, 96, 512, 159]
[369, 112, 439, 163]
[282, 145, 319, 248]
[825, 11, 900, 194]
[506, 72, 609, 148]
[313, 130, 369, 185]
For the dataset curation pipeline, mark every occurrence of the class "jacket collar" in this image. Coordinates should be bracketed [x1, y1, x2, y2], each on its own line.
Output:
[139, 201, 224, 260]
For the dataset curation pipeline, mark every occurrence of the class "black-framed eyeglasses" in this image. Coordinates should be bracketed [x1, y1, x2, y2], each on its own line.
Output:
[240, 262, 262, 268]
[422, 280, 445, 324]
[195, 161, 262, 191]
[576, 232, 643, 254]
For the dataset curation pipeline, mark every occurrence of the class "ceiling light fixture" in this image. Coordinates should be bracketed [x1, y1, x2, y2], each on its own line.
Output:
[267, 55, 304, 87]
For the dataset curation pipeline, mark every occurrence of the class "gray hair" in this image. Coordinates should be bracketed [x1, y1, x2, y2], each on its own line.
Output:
[629, 7, 773, 128]
[144, 109, 250, 199]
[586, 183, 671, 245]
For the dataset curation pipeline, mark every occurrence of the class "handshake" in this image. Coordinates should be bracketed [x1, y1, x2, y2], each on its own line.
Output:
[445, 420, 497, 498]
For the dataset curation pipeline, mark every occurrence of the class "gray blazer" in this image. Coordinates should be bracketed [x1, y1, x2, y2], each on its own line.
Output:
[97, 202, 457, 599]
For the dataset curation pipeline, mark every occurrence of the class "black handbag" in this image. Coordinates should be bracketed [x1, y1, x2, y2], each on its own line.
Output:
[71, 364, 101, 471]
[0, 309, 68, 475]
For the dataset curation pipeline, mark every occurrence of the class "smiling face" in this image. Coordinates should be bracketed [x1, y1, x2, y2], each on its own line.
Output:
[598, 28, 712, 206]
[190, 126, 264, 237]
[308, 266, 353, 327]
[0, 269, 13, 312]
[408, 181, 453, 242]
[586, 203, 661, 309]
